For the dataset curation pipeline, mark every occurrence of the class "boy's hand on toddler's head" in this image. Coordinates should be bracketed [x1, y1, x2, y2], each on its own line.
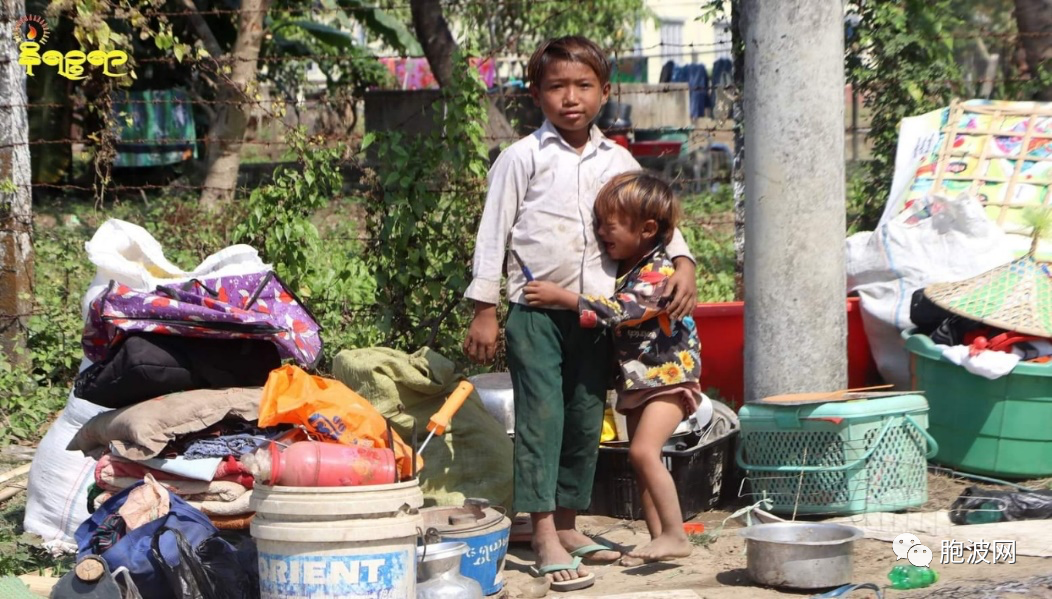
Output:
[524, 281, 577, 310]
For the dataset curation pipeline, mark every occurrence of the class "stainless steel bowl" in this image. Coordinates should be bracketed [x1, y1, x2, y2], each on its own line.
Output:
[469, 372, 514, 437]
[738, 522, 863, 589]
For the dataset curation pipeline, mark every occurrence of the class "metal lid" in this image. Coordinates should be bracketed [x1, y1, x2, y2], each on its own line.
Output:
[468, 372, 512, 391]
[420, 505, 506, 533]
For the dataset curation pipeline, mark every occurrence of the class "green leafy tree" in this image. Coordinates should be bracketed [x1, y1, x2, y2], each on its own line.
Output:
[363, 53, 489, 352]
[845, 0, 964, 230]
[44, 0, 417, 205]
[449, 0, 649, 56]
[232, 129, 381, 363]
[1013, 0, 1052, 100]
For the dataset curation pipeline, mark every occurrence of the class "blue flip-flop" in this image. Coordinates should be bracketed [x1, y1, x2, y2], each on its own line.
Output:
[569, 543, 622, 564]
[529, 556, 596, 592]
[810, 583, 883, 599]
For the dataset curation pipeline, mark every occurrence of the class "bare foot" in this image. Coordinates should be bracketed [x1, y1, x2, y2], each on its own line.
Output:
[533, 534, 590, 583]
[556, 529, 621, 563]
[619, 534, 693, 566]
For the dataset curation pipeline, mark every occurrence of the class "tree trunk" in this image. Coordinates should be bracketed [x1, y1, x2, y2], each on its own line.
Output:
[0, 0, 34, 365]
[409, 0, 517, 153]
[1014, 0, 1052, 101]
[410, 0, 456, 89]
[199, 0, 272, 207]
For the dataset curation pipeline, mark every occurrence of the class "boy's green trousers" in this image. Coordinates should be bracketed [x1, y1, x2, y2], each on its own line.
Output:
[506, 303, 613, 513]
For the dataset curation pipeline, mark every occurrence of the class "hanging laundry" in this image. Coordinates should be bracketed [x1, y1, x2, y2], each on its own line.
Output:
[687, 63, 710, 119]
[659, 60, 675, 83]
[112, 88, 197, 168]
[378, 57, 496, 90]
[667, 62, 710, 119]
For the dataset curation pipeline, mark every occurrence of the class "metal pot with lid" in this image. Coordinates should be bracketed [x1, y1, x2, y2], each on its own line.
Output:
[420, 499, 512, 595]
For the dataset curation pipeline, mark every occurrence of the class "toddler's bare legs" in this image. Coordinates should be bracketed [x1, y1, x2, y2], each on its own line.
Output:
[621, 397, 693, 565]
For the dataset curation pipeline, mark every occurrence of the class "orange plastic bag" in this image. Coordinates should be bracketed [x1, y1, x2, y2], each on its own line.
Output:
[258, 365, 421, 479]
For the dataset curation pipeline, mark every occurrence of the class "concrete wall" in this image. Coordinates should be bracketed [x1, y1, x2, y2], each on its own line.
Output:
[365, 84, 692, 144]
[364, 89, 444, 139]
[363, 90, 518, 156]
[609, 83, 691, 129]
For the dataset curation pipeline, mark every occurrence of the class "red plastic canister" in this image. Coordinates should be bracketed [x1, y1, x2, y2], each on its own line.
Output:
[266, 441, 397, 487]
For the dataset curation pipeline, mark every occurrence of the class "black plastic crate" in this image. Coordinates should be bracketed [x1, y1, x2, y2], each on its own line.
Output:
[586, 429, 740, 520]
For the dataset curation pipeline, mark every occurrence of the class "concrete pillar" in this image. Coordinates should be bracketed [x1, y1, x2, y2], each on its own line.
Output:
[741, 1, 846, 402]
[0, 0, 34, 365]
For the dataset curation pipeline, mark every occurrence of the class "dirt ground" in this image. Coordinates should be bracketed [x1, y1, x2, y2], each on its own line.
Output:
[498, 473, 1052, 599]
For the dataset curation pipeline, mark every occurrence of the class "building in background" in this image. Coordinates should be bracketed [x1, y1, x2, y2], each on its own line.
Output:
[632, 0, 729, 84]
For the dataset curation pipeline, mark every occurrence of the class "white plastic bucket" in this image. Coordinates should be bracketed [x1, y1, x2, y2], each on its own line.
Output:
[250, 480, 424, 599]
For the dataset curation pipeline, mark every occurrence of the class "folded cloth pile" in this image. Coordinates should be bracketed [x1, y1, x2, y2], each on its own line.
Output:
[70, 387, 294, 529]
[92, 454, 256, 517]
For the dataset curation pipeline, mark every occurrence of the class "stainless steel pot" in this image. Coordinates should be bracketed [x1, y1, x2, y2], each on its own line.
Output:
[468, 372, 514, 437]
[738, 522, 863, 589]
[416, 542, 484, 599]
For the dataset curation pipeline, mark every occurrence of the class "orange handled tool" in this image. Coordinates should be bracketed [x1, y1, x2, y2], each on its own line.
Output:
[417, 380, 474, 454]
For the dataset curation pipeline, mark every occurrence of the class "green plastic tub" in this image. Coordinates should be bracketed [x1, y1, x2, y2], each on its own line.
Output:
[737, 394, 936, 515]
[905, 330, 1052, 478]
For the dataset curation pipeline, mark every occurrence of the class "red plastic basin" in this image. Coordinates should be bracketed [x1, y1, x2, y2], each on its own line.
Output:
[692, 297, 877, 410]
[629, 140, 682, 158]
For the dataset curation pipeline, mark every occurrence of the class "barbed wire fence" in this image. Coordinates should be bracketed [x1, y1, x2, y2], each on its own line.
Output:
[0, 3, 1045, 344]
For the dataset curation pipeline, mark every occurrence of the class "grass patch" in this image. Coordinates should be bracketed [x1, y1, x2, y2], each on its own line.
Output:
[688, 532, 719, 548]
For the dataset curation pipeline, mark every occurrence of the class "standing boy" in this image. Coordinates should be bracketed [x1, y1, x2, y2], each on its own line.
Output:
[463, 36, 697, 591]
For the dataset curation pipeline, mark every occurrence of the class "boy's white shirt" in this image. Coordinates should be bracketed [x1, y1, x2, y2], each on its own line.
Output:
[465, 119, 695, 308]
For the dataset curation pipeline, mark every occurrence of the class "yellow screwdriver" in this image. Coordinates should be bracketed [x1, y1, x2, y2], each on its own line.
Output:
[417, 380, 475, 454]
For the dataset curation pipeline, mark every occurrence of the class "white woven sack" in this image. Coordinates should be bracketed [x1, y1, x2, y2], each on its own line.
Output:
[846, 193, 1013, 388]
[23, 364, 109, 554]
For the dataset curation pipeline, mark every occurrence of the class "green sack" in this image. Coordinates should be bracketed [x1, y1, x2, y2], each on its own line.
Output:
[0, 576, 40, 599]
[333, 347, 513, 509]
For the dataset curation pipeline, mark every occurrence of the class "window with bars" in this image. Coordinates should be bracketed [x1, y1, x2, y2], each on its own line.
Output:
[659, 19, 684, 59]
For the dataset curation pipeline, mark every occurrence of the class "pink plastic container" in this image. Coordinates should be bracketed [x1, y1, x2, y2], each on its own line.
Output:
[264, 441, 397, 487]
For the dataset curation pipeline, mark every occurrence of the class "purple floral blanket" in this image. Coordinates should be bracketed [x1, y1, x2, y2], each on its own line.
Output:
[83, 271, 322, 368]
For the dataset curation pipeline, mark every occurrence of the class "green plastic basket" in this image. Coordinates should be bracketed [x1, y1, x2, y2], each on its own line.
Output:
[905, 330, 1052, 478]
[737, 395, 937, 515]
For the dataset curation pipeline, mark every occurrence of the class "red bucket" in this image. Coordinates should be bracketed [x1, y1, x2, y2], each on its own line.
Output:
[693, 297, 877, 410]
[629, 140, 682, 158]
